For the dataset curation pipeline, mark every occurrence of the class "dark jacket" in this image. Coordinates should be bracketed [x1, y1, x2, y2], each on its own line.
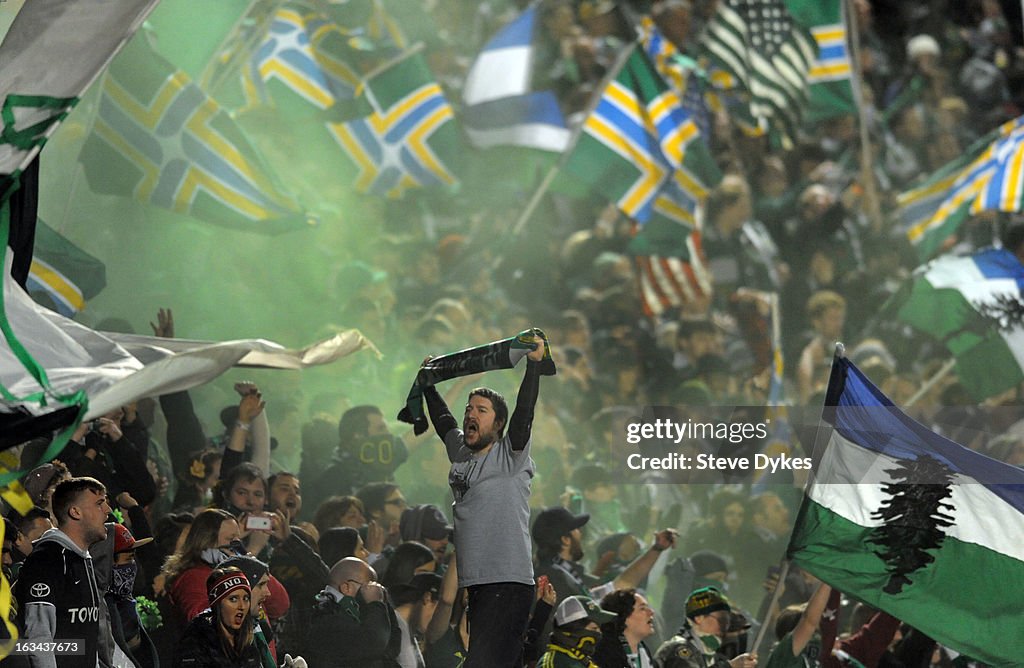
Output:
[14, 528, 105, 668]
[655, 626, 731, 668]
[174, 610, 264, 668]
[592, 634, 653, 668]
[299, 589, 399, 667]
[268, 529, 329, 609]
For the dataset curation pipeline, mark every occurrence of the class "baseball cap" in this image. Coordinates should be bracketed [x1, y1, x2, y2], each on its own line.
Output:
[22, 464, 60, 506]
[532, 507, 590, 547]
[554, 595, 617, 627]
[112, 524, 153, 553]
[686, 587, 731, 619]
[400, 504, 453, 542]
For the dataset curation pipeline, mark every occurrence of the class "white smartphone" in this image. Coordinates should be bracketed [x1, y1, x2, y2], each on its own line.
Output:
[245, 515, 272, 531]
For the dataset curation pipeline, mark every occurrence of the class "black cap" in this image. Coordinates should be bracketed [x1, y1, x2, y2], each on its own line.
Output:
[532, 507, 589, 548]
[400, 504, 453, 542]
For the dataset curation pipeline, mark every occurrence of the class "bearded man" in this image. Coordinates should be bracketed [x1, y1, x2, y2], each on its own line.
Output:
[422, 332, 548, 668]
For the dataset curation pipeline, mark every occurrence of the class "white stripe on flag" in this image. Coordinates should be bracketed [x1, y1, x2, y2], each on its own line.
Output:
[463, 45, 530, 105]
[812, 429, 1024, 563]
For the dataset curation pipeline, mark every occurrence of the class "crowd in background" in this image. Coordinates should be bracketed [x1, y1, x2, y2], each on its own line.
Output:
[5, 0, 1024, 666]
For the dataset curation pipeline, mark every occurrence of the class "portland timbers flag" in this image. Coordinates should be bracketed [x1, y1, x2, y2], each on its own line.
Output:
[788, 354, 1024, 667]
[27, 220, 106, 317]
[783, 0, 855, 122]
[326, 47, 462, 199]
[79, 31, 310, 232]
[559, 46, 721, 229]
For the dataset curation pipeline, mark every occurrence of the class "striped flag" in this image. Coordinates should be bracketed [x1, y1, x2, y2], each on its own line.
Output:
[79, 32, 310, 232]
[632, 229, 712, 317]
[26, 221, 106, 317]
[701, 0, 817, 140]
[243, 4, 362, 111]
[326, 48, 461, 199]
[897, 246, 1024, 400]
[784, 0, 855, 121]
[560, 47, 720, 228]
[789, 355, 1024, 668]
[462, 5, 570, 152]
[899, 115, 1024, 261]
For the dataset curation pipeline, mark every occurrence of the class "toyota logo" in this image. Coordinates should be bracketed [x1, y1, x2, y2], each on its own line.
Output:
[29, 583, 50, 598]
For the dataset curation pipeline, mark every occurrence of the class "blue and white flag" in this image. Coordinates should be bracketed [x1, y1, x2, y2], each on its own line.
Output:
[461, 6, 570, 152]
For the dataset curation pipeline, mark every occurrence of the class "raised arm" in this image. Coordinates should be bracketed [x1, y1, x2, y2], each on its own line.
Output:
[508, 334, 548, 452]
[424, 384, 459, 440]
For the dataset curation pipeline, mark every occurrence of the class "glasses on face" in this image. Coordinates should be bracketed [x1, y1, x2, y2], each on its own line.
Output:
[385, 498, 407, 508]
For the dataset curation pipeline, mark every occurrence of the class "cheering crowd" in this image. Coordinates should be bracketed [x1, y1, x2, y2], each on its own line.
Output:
[5, 0, 1024, 666]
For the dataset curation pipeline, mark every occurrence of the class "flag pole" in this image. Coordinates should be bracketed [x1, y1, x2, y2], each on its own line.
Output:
[198, 0, 276, 91]
[508, 41, 639, 237]
[904, 357, 957, 407]
[754, 342, 845, 652]
[844, 0, 883, 232]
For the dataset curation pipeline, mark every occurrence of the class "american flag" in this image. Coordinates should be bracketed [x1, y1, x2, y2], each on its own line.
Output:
[635, 231, 712, 317]
[701, 0, 816, 140]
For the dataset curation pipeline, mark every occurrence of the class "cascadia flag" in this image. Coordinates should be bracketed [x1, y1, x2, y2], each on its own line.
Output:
[897, 246, 1024, 400]
[462, 5, 570, 152]
[899, 115, 1024, 261]
[326, 49, 460, 199]
[80, 32, 309, 232]
[788, 355, 1024, 668]
[702, 0, 817, 139]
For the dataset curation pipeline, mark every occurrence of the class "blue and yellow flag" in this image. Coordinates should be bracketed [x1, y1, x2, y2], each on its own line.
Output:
[326, 48, 461, 199]
[79, 31, 310, 232]
[26, 220, 106, 317]
[899, 115, 1024, 260]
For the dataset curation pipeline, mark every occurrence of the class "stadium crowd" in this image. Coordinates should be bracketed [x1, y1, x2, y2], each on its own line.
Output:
[4, 0, 1024, 666]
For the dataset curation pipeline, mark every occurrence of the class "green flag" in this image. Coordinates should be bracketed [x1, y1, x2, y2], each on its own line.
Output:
[558, 47, 720, 229]
[323, 47, 462, 199]
[784, 0, 856, 122]
[78, 31, 311, 232]
[27, 220, 106, 317]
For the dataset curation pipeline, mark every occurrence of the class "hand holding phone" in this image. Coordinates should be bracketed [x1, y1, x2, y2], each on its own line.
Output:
[245, 514, 273, 531]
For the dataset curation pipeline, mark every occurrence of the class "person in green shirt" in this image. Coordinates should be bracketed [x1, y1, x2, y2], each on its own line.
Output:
[764, 582, 832, 668]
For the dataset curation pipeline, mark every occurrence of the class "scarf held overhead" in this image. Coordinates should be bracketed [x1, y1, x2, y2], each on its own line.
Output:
[397, 328, 556, 434]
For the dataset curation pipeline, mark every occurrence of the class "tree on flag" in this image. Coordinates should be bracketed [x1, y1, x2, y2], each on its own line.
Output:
[897, 245, 1024, 401]
[79, 32, 310, 232]
[788, 353, 1024, 667]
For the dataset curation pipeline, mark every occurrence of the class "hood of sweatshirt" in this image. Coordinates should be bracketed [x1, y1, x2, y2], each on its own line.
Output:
[35, 527, 93, 558]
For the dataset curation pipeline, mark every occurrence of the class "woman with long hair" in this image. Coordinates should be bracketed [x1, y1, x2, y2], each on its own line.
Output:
[163, 509, 290, 624]
[174, 565, 267, 667]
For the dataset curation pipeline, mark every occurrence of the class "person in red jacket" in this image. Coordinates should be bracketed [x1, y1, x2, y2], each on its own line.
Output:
[162, 509, 290, 625]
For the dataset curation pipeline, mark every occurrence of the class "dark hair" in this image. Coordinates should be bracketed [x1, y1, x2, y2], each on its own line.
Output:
[1003, 224, 1024, 255]
[51, 477, 106, 524]
[206, 565, 254, 658]
[184, 449, 222, 483]
[774, 604, 805, 640]
[467, 388, 508, 436]
[338, 405, 383, 444]
[154, 512, 194, 559]
[600, 588, 638, 637]
[708, 490, 745, 526]
[214, 462, 265, 510]
[313, 496, 365, 535]
[14, 506, 51, 533]
[267, 471, 299, 489]
[380, 541, 434, 591]
[319, 527, 362, 569]
[356, 483, 398, 518]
